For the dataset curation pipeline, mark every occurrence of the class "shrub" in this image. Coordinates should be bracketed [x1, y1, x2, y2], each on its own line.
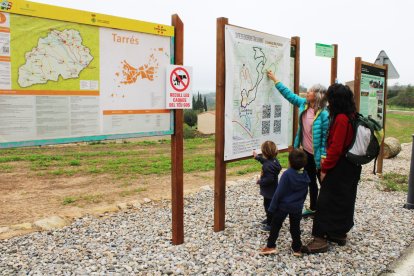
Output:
[183, 123, 197, 139]
[184, 110, 198, 127]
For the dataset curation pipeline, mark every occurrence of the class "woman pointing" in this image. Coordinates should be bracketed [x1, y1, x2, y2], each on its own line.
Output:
[267, 70, 329, 217]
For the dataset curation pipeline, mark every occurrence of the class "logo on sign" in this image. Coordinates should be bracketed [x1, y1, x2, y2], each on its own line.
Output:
[170, 67, 190, 92]
[0, 0, 12, 10]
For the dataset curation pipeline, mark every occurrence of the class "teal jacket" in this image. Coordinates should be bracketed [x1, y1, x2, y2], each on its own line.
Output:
[275, 82, 329, 168]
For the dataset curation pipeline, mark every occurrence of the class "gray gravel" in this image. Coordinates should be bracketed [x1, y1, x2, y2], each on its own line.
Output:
[0, 144, 413, 275]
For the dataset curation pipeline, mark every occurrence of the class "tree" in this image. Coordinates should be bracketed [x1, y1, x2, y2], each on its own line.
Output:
[203, 96, 208, 111]
[184, 109, 198, 127]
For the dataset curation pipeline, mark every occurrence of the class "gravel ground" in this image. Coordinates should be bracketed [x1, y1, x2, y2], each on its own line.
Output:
[0, 143, 413, 275]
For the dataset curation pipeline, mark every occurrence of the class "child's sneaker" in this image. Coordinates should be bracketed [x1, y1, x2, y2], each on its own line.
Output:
[302, 208, 316, 218]
[259, 247, 277, 255]
[260, 224, 272, 232]
[291, 248, 303, 257]
[260, 219, 268, 225]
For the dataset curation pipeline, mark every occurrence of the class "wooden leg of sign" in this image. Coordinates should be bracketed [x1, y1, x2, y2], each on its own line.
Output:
[171, 109, 184, 244]
[171, 14, 184, 245]
[330, 44, 338, 85]
[377, 140, 384, 175]
[214, 17, 228, 232]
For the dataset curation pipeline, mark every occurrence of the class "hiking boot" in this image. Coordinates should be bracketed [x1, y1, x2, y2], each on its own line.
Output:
[260, 219, 268, 225]
[328, 234, 347, 246]
[260, 224, 272, 232]
[302, 208, 316, 218]
[302, 237, 328, 254]
[259, 247, 277, 255]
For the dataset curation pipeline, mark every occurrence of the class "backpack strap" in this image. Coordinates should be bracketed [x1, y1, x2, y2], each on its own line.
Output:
[345, 113, 357, 151]
[372, 155, 378, 175]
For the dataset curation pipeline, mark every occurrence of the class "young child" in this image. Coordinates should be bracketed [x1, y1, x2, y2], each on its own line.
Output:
[253, 140, 282, 231]
[259, 148, 310, 257]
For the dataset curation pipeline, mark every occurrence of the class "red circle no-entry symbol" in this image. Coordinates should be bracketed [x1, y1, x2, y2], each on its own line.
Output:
[170, 67, 190, 92]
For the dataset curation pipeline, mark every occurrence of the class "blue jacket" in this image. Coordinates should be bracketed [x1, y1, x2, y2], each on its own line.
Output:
[275, 82, 329, 168]
[268, 168, 310, 214]
[255, 155, 282, 199]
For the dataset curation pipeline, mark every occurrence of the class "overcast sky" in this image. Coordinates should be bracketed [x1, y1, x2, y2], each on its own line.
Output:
[33, 0, 413, 91]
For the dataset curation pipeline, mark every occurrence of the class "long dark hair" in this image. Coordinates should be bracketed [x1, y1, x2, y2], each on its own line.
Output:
[325, 83, 356, 124]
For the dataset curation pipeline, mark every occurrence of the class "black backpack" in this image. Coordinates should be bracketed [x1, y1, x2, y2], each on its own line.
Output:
[345, 113, 384, 173]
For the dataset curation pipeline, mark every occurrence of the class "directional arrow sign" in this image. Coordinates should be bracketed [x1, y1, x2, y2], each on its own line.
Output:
[374, 50, 400, 79]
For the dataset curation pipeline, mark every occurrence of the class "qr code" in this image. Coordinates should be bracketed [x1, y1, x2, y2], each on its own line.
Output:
[274, 105, 282, 118]
[262, 121, 270, 135]
[274, 120, 281, 134]
[262, 105, 271, 119]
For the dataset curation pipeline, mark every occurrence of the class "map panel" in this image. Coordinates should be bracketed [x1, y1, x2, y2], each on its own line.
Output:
[224, 25, 292, 161]
[0, 10, 173, 148]
[10, 14, 99, 91]
[100, 28, 171, 111]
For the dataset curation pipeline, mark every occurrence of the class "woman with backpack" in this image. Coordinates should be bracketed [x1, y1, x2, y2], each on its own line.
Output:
[303, 83, 363, 253]
[267, 70, 329, 217]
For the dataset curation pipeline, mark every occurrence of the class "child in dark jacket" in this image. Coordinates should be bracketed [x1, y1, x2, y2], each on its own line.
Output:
[253, 141, 282, 230]
[259, 148, 310, 257]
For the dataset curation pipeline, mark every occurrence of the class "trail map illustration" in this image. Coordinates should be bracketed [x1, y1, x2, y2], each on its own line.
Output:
[10, 14, 99, 91]
[18, 29, 93, 88]
[224, 25, 292, 161]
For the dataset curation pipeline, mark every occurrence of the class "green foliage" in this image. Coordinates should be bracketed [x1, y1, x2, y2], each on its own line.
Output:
[381, 173, 408, 192]
[184, 109, 198, 127]
[387, 85, 414, 108]
[183, 123, 197, 139]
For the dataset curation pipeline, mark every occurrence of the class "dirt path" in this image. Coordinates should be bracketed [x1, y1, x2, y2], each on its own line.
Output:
[0, 164, 257, 238]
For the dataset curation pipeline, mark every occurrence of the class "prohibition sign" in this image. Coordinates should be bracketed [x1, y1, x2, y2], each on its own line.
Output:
[170, 67, 190, 92]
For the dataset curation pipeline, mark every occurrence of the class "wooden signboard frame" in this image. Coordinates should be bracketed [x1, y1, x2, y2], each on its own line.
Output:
[354, 57, 388, 174]
[0, 1, 185, 245]
[214, 17, 300, 231]
[171, 14, 184, 245]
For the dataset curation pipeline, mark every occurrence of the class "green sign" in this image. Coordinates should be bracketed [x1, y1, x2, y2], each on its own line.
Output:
[315, 43, 334, 58]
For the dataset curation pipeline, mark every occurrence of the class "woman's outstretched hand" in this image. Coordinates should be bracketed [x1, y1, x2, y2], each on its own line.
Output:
[267, 70, 279, 83]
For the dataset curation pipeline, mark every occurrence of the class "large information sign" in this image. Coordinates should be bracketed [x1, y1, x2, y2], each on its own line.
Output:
[360, 63, 386, 127]
[224, 25, 292, 161]
[0, 0, 174, 148]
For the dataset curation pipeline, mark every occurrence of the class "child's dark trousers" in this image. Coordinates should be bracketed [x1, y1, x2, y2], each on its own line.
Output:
[267, 209, 302, 252]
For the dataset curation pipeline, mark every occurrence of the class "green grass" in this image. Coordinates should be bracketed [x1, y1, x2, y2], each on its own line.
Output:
[227, 152, 289, 176]
[69, 160, 81, 166]
[381, 173, 409, 192]
[119, 187, 147, 197]
[62, 196, 77, 205]
[0, 137, 313, 181]
[0, 164, 13, 173]
[387, 105, 414, 111]
[386, 113, 414, 143]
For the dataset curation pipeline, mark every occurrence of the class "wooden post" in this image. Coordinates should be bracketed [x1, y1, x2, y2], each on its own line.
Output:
[214, 17, 228, 232]
[354, 57, 362, 111]
[330, 44, 338, 85]
[171, 14, 184, 245]
[377, 64, 388, 174]
[291, 36, 300, 144]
